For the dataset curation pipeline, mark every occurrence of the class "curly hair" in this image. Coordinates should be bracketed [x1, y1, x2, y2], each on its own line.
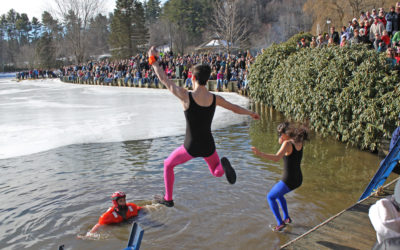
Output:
[277, 122, 309, 143]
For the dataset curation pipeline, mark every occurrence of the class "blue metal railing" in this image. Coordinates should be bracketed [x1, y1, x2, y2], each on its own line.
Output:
[123, 222, 144, 250]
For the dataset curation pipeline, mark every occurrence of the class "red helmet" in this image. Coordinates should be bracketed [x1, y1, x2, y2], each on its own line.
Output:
[111, 191, 126, 207]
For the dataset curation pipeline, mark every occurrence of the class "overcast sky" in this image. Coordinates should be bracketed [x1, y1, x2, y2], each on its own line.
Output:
[1, 0, 166, 20]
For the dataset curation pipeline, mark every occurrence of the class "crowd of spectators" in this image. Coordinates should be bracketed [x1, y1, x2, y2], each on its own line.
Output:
[297, 3, 400, 66]
[22, 5, 400, 87]
[16, 69, 58, 80]
[17, 50, 258, 91]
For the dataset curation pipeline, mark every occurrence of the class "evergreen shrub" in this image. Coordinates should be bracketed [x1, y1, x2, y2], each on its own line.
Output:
[249, 34, 400, 151]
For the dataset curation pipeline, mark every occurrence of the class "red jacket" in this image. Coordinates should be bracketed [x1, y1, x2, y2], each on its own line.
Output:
[98, 203, 141, 225]
[382, 35, 391, 45]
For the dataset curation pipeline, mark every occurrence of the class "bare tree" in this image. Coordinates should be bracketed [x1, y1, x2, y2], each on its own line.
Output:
[17, 44, 37, 69]
[348, 0, 365, 17]
[304, 0, 349, 34]
[51, 0, 106, 63]
[367, 0, 389, 10]
[212, 0, 249, 53]
[330, 1, 346, 26]
[170, 22, 189, 55]
[148, 20, 169, 47]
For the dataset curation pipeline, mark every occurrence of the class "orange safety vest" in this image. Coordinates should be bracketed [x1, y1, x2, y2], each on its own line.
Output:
[98, 203, 141, 225]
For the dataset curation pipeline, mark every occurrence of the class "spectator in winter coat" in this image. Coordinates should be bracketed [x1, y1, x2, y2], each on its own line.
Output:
[330, 27, 340, 44]
[340, 35, 348, 47]
[341, 26, 350, 43]
[386, 48, 398, 68]
[350, 29, 362, 46]
[386, 6, 398, 36]
[374, 34, 386, 52]
[310, 36, 317, 48]
[366, 11, 374, 24]
[359, 29, 371, 45]
[327, 38, 335, 47]
[378, 9, 387, 27]
[216, 69, 224, 91]
[381, 30, 391, 47]
[360, 11, 367, 23]
[351, 18, 360, 31]
[317, 35, 326, 48]
[396, 6, 400, 33]
[297, 37, 309, 48]
[393, 31, 400, 44]
[223, 67, 231, 88]
[370, 16, 386, 43]
[359, 20, 368, 36]
[371, 9, 378, 18]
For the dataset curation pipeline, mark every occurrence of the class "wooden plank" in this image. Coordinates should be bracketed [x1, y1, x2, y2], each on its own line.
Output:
[281, 177, 400, 250]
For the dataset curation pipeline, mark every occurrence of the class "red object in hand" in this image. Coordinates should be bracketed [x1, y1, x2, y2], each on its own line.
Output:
[149, 55, 158, 65]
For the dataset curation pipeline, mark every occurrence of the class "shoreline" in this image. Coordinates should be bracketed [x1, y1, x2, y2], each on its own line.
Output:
[59, 76, 250, 96]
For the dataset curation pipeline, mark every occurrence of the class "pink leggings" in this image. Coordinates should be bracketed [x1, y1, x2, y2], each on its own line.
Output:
[163, 145, 224, 201]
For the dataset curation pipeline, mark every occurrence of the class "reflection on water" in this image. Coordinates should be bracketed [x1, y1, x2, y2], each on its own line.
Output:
[0, 104, 385, 250]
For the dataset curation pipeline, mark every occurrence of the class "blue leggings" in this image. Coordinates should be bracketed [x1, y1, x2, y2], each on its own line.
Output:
[267, 180, 291, 226]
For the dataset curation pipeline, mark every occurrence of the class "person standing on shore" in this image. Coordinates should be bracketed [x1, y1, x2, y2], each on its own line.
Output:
[252, 122, 308, 232]
[148, 46, 260, 207]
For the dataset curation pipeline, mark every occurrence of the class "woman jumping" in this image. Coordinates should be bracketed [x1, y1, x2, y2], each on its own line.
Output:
[252, 122, 308, 231]
[148, 46, 260, 207]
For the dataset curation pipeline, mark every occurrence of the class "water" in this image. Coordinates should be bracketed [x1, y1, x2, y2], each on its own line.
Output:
[0, 79, 383, 249]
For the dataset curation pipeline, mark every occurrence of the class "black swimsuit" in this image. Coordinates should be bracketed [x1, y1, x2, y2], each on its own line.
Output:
[183, 92, 216, 157]
[282, 143, 303, 190]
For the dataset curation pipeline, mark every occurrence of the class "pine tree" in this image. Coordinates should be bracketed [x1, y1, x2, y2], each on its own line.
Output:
[42, 11, 60, 35]
[15, 13, 30, 46]
[132, 1, 149, 53]
[162, 0, 213, 53]
[30, 17, 41, 43]
[36, 32, 55, 69]
[109, 0, 149, 58]
[0, 15, 6, 70]
[144, 0, 161, 23]
[109, 0, 135, 58]
[87, 14, 110, 55]
[64, 10, 84, 62]
[5, 9, 19, 64]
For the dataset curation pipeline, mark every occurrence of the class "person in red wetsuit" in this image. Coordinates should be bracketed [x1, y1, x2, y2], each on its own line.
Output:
[89, 191, 141, 234]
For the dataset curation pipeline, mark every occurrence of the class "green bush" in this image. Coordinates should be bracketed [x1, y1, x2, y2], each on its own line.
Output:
[248, 32, 313, 105]
[249, 34, 400, 151]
